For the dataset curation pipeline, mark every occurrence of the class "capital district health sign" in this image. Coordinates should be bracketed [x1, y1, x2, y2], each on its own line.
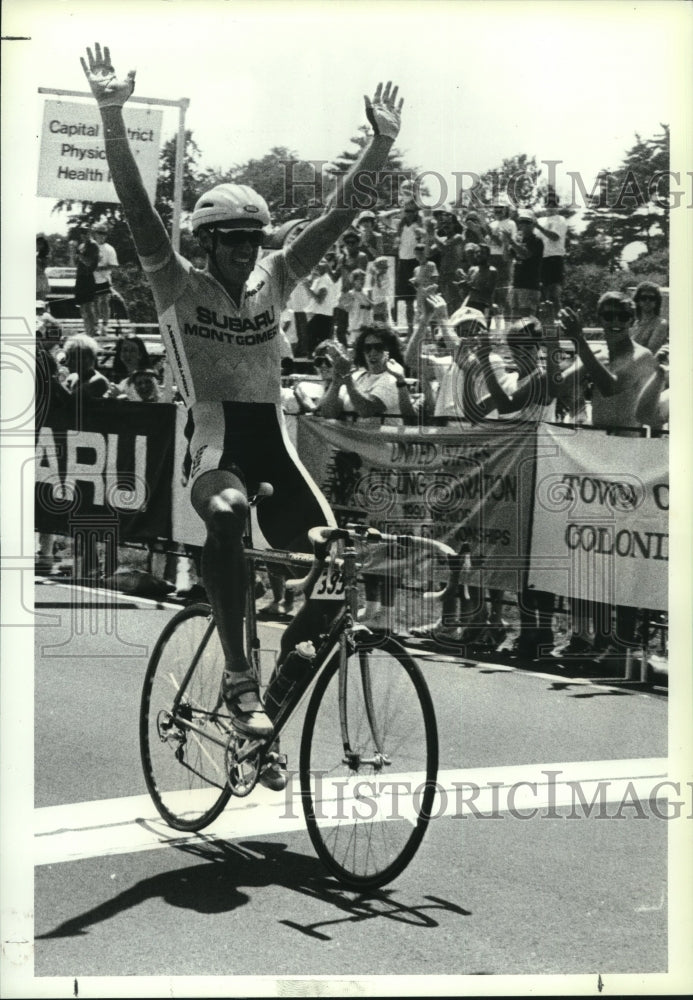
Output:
[37, 99, 163, 203]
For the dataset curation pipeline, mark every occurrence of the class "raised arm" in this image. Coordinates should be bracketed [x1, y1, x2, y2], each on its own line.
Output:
[557, 307, 618, 397]
[425, 293, 460, 355]
[289, 83, 403, 278]
[403, 294, 436, 370]
[81, 43, 170, 258]
[475, 337, 547, 415]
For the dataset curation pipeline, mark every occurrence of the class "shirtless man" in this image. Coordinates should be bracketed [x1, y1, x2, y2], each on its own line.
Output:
[548, 292, 658, 665]
[548, 293, 657, 431]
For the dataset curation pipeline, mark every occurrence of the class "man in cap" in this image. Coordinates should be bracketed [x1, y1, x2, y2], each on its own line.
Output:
[509, 209, 543, 318]
[356, 210, 384, 261]
[487, 199, 517, 324]
[90, 221, 120, 333]
[534, 194, 569, 315]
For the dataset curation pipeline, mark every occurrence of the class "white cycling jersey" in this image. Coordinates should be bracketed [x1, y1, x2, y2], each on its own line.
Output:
[140, 246, 299, 407]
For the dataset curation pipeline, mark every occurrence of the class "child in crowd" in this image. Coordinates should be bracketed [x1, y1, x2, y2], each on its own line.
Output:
[62, 333, 111, 401]
[410, 243, 439, 327]
[458, 243, 497, 325]
[367, 256, 395, 326]
[340, 268, 373, 347]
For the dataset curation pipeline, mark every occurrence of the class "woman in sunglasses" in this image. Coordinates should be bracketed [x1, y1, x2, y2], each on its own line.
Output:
[317, 326, 416, 425]
[631, 281, 668, 356]
[289, 341, 338, 415]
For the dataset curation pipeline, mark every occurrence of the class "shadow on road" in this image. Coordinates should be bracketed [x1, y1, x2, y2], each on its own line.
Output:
[36, 837, 470, 942]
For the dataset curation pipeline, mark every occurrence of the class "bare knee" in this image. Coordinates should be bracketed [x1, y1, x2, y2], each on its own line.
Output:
[201, 490, 248, 541]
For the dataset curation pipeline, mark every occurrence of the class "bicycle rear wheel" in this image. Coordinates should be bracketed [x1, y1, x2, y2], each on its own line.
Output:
[140, 603, 232, 831]
[300, 636, 438, 890]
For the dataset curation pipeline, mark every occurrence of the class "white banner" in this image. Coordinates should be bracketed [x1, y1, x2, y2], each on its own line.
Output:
[37, 99, 163, 202]
[528, 425, 668, 610]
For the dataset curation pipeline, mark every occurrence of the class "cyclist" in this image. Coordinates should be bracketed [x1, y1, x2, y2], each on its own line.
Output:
[80, 44, 404, 765]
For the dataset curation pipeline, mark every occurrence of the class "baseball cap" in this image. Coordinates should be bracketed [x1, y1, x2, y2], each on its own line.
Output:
[448, 305, 487, 331]
[516, 209, 535, 223]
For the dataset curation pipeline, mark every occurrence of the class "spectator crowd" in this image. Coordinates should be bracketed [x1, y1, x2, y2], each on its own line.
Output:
[35, 197, 669, 674]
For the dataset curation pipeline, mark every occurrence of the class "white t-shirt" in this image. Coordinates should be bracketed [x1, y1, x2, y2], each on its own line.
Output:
[308, 273, 342, 317]
[538, 214, 568, 258]
[94, 242, 119, 284]
[287, 280, 312, 313]
[494, 370, 557, 423]
[488, 218, 517, 257]
[398, 222, 419, 260]
[340, 369, 401, 425]
[366, 266, 394, 306]
[432, 350, 510, 420]
[139, 245, 296, 407]
[346, 289, 374, 340]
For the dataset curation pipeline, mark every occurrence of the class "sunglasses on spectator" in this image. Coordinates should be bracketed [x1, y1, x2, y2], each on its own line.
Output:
[364, 342, 386, 351]
[314, 357, 332, 367]
[215, 228, 264, 248]
[599, 310, 632, 322]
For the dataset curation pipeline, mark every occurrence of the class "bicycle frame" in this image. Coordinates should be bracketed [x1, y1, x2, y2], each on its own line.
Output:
[240, 523, 383, 761]
[141, 511, 451, 883]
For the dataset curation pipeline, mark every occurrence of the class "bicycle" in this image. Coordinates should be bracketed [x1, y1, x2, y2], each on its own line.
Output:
[139, 485, 459, 890]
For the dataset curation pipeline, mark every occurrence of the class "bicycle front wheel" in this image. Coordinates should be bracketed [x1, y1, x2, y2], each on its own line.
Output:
[140, 604, 232, 831]
[300, 636, 438, 890]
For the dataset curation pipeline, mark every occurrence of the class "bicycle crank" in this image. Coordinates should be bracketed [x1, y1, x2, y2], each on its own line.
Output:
[224, 734, 262, 797]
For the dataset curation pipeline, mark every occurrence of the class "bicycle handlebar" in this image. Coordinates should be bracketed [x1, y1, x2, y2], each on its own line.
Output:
[285, 524, 461, 600]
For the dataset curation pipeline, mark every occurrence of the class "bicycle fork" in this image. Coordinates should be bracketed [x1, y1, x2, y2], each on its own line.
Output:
[338, 630, 391, 773]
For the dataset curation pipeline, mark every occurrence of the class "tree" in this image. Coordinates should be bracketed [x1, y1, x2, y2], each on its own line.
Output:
[326, 125, 422, 212]
[461, 153, 551, 211]
[199, 146, 329, 225]
[155, 130, 203, 231]
[570, 127, 670, 273]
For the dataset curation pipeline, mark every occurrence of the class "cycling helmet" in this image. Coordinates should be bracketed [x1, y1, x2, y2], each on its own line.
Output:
[191, 183, 271, 232]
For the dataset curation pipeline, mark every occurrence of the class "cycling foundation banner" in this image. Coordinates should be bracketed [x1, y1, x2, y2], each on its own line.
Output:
[527, 424, 668, 610]
[296, 418, 537, 594]
[35, 400, 175, 541]
[37, 99, 163, 203]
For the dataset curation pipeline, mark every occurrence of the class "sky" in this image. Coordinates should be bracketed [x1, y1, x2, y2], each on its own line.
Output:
[3, 0, 690, 236]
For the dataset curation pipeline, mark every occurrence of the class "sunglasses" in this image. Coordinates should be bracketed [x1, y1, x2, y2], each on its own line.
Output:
[636, 294, 657, 302]
[214, 229, 264, 248]
[599, 310, 632, 322]
[364, 342, 385, 352]
[314, 357, 332, 367]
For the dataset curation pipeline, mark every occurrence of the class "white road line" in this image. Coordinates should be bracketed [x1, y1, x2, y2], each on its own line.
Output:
[35, 757, 668, 867]
[37, 579, 181, 611]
